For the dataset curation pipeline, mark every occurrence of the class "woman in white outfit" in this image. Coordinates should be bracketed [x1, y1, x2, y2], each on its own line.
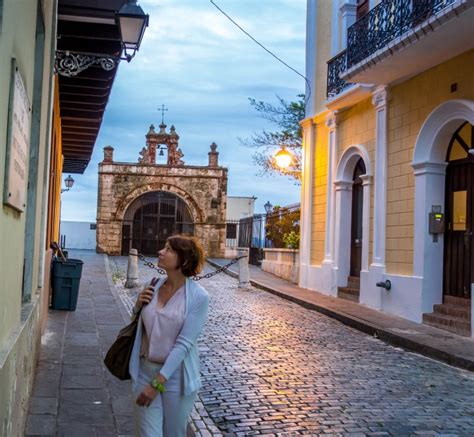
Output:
[130, 235, 209, 437]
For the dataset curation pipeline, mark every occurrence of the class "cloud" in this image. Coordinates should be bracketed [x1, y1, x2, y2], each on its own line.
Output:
[61, 0, 305, 221]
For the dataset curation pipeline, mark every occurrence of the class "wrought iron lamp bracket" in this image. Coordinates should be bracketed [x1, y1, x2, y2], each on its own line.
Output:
[54, 50, 120, 77]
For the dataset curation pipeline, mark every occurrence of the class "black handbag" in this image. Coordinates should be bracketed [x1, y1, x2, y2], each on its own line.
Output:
[104, 277, 158, 380]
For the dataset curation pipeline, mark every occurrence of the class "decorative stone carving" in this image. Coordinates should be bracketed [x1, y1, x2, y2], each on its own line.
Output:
[98, 121, 228, 257]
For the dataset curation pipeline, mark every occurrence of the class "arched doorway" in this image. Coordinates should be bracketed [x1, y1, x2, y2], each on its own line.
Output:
[443, 122, 474, 300]
[121, 191, 194, 255]
[350, 158, 366, 278]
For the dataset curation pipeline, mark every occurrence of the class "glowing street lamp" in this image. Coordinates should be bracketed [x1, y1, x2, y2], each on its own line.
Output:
[273, 146, 294, 170]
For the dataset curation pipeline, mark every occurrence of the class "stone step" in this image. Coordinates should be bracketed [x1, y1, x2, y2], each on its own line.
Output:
[433, 303, 471, 321]
[422, 312, 471, 337]
[347, 276, 360, 289]
[337, 286, 360, 303]
[444, 296, 471, 306]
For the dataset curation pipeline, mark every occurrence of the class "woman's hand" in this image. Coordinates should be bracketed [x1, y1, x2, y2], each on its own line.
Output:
[134, 277, 158, 311]
[137, 286, 154, 308]
[136, 384, 158, 408]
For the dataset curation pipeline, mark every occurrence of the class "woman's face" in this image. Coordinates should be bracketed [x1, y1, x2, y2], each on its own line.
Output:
[158, 242, 180, 272]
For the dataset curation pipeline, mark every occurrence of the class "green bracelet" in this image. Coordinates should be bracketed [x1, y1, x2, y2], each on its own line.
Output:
[150, 378, 166, 393]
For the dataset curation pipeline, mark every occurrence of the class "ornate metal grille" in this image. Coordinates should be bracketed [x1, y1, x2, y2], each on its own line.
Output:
[121, 191, 194, 256]
[347, 0, 456, 69]
[327, 49, 352, 98]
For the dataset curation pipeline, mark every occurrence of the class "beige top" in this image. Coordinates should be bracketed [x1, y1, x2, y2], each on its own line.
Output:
[140, 285, 186, 363]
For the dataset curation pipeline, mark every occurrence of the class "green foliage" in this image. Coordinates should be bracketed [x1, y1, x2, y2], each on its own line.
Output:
[265, 206, 300, 249]
[283, 230, 300, 249]
[240, 95, 305, 183]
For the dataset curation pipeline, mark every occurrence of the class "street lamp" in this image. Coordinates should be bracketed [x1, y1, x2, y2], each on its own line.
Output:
[264, 201, 273, 214]
[61, 175, 75, 193]
[116, 0, 149, 62]
[273, 146, 294, 170]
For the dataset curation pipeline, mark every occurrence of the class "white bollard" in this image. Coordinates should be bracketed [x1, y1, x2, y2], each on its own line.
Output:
[125, 248, 139, 288]
[238, 248, 250, 290]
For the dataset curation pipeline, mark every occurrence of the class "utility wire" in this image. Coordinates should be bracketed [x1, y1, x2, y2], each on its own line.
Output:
[209, 0, 311, 106]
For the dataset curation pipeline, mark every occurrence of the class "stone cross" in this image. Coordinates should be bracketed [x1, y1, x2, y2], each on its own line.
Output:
[158, 104, 168, 124]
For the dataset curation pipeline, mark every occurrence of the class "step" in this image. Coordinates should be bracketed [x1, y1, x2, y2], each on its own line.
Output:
[444, 296, 471, 306]
[338, 286, 360, 303]
[422, 312, 471, 337]
[347, 276, 360, 289]
[433, 303, 471, 321]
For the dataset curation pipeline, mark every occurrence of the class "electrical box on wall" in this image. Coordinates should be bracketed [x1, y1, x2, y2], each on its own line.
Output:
[429, 212, 445, 235]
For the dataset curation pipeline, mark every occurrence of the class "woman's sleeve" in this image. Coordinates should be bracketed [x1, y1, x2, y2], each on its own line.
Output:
[159, 293, 209, 381]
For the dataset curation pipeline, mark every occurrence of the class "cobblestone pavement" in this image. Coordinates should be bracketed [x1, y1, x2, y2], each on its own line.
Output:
[110, 256, 474, 436]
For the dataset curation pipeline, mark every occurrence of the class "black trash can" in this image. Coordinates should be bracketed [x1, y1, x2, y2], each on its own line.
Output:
[51, 258, 84, 311]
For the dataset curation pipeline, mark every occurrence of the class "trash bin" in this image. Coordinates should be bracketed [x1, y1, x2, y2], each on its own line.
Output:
[51, 258, 83, 311]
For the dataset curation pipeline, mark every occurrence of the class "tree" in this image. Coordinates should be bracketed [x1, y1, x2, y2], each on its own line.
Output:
[240, 94, 305, 183]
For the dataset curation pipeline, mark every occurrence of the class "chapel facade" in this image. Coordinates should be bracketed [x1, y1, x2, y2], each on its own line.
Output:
[96, 122, 227, 257]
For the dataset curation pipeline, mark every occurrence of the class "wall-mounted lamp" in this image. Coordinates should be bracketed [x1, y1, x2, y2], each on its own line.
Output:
[61, 175, 75, 193]
[116, 0, 150, 62]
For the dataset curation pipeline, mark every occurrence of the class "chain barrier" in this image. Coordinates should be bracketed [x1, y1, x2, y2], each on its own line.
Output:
[131, 252, 246, 281]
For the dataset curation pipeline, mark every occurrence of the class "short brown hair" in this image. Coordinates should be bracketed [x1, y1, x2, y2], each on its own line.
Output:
[166, 235, 205, 277]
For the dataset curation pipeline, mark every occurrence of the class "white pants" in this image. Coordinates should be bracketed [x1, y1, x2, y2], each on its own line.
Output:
[132, 359, 198, 437]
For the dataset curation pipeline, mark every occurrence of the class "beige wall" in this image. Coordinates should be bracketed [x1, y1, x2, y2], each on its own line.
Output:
[386, 49, 474, 275]
[314, 0, 333, 115]
[310, 119, 328, 264]
[0, 0, 57, 435]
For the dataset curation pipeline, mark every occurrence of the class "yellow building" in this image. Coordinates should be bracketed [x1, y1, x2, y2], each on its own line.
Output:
[0, 0, 148, 433]
[301, 0, 474, 337]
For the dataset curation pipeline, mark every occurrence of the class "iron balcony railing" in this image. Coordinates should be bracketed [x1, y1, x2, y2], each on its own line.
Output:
[346, 0, 456, 69]
[327, 49, 352, 99]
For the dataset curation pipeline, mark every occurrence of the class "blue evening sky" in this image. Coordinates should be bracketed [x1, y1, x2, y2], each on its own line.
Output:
[61, 0, 305, 221]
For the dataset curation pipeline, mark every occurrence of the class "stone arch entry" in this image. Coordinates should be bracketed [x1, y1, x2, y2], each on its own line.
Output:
[412, 99, 474, 314]
[334, 145, 372, 290]
[121, 191, 194, 256]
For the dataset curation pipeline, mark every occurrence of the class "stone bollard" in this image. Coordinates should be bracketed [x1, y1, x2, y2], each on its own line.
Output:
[238, 248, 250, 290]
[125, 248, 139, 288]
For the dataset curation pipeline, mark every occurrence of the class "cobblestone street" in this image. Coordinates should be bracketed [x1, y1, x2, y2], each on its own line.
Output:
[110, 256, 474, 436]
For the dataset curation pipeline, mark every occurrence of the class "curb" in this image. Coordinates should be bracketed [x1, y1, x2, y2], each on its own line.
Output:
[206, 259, 474, 372]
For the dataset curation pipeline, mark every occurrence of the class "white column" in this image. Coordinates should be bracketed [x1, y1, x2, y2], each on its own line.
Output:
[371, 86, 389, 267]
[324, 111, 339, 263]
[299, 118, 315, 287]
[334, 180, 353, 286]
[339, 1, 358, 50]
[360, 174, 372, 272]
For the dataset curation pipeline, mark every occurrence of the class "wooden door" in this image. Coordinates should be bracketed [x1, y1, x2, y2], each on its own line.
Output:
[443, 122, 473, 299]
[350, 159, 366, 277]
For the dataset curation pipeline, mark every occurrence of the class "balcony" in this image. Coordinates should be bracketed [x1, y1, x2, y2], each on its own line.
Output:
[337, 0, 474, 85]
[327, 50, 352, 99]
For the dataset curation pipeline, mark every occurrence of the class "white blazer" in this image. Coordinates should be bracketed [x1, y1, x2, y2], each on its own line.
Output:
[129, 276, 209, 395]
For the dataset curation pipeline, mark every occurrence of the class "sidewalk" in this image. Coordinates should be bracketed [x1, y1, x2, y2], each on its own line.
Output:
[25, 250, 135, 436]
[25, 250, 200, 437]
[208, 258, 474, 372]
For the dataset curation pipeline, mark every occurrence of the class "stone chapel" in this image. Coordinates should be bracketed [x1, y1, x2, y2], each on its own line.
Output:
[96, 122, 228, 257]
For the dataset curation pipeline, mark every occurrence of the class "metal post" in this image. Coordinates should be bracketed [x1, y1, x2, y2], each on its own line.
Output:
[238, 248, 250, 290]
[125, 248, 139, 288]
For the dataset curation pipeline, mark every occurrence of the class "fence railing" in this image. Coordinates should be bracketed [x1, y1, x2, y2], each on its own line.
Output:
[327, 49, 352, 99]
[225, 204, 301, 265]
[346, 0, 456, 69]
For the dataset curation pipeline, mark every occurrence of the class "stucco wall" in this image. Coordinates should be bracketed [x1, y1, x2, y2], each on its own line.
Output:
[386, 49, 474, 275]
[310, 120, 328, 264]
[0, 0, 57, 434]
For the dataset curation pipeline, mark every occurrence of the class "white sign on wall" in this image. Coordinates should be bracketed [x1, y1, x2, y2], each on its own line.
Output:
[3, 61, 31, 212]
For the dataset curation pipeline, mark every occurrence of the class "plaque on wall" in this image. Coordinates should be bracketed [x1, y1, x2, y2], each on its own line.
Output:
[3, 59, 31, 212]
